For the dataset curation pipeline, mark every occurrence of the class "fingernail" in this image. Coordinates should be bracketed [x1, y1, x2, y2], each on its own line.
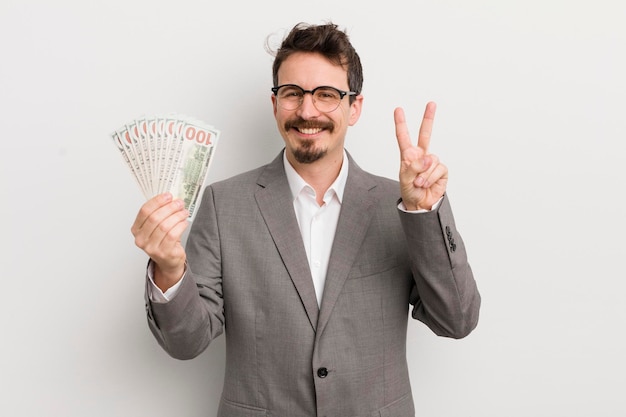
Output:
[415, 176, 424, 186]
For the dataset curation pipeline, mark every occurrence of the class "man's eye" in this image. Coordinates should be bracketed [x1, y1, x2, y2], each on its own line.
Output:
[316, 89, 339, 100]
[279, 87, 299, 94]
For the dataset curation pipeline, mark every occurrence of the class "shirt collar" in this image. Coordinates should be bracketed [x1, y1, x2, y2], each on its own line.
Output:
[283, 150, 349, 204]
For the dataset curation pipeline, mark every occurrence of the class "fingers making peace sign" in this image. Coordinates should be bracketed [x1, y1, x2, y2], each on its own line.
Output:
[395, 102, 448, 211]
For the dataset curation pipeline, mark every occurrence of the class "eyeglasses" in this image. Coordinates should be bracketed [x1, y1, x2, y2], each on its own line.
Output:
[271, 84, 357, 113]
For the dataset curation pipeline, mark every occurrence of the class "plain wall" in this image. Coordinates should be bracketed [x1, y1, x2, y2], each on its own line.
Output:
[1, 0, 625, 416]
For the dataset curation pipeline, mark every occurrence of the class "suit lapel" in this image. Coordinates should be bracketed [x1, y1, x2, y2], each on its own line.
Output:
[316, 156, 378, 338]
[255, 151, 319, 331]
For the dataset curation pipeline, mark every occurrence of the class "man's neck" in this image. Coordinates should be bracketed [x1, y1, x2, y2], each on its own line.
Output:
[287, 151, 344, 205]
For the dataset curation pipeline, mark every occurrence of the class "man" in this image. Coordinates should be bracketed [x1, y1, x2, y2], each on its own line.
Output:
[132, 22, 480, 417]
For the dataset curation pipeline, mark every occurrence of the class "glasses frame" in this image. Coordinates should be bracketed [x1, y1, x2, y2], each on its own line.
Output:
[271, 84, 357, 112]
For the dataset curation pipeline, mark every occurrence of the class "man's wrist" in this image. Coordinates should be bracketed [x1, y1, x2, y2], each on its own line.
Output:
[154, 262, 186, 293]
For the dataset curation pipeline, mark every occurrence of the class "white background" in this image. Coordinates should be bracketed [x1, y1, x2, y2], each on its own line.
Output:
[1, 1, 625, 416]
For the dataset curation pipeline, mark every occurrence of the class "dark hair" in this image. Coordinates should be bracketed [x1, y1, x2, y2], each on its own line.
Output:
[271, 22, 363, 102]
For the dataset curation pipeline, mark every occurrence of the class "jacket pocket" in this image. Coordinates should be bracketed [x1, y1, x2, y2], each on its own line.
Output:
[218, 397, 268, 417]
[349, 256, 401, 279]
[376, 392, 415, 417]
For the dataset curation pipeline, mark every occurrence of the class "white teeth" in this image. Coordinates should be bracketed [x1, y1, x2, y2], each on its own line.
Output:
[298, 127, 322, 135]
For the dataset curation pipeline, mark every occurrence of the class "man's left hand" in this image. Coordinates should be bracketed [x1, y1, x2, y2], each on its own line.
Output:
[394, 101, 448, 210]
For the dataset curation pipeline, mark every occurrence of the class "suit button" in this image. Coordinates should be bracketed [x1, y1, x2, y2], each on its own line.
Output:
[317, 367, 328, 378]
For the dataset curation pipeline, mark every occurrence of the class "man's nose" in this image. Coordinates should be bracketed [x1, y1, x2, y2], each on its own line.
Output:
[297, 92, 321, 118]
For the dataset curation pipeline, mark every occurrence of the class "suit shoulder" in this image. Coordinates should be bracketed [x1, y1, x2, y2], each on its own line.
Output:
[361, 170, 400, 197]
[369, 172, 399, 187]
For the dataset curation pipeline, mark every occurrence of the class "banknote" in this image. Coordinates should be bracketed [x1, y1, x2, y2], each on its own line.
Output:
[110, 114, 220, 218]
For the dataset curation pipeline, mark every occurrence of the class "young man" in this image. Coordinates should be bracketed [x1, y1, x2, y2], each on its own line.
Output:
[132, 22, 480, 417]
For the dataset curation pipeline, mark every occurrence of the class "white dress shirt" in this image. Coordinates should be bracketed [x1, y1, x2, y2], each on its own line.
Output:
[284, 151, 348, 306]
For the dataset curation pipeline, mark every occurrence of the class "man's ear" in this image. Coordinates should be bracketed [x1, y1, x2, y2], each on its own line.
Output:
[348, 95, 363, 126]
[271, 94, 278, 117]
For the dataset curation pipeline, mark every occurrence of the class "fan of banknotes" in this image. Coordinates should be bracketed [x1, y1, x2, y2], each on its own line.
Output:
[110, 114, 220, 219]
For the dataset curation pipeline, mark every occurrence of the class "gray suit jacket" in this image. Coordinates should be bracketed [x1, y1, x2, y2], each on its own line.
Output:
[146, 150, 480, 417]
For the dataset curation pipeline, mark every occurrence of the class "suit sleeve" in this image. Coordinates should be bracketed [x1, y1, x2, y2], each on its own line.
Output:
[145, 185, 225, 359]
[399, 193, 481, 338]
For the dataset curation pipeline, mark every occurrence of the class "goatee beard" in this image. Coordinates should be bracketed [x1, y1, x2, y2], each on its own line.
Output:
[293, 139, 327, 164]
[284, 117, 333, 164]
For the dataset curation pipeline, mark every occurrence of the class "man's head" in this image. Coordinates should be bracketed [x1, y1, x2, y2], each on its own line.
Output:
[272, 22, 363, 103]
[270, 23, 364, 166]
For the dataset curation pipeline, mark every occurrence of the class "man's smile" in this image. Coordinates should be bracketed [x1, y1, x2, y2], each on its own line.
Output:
[285, 117, 334, 136]
[295, 126, 323, 135]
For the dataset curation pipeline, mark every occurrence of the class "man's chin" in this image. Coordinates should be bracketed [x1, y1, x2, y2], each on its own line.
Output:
[293, 147, 327, 164]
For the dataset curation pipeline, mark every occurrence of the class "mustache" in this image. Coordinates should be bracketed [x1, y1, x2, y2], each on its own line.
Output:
[284, 117, 334, 132]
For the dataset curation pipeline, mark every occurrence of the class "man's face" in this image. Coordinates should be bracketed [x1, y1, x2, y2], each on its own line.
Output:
[272, 52, 362, 166]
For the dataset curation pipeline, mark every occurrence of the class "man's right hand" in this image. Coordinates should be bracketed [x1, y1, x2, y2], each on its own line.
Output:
[131, 192, 189, 292]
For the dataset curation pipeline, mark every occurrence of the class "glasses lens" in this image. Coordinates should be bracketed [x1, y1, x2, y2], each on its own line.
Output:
[276, 86, 304, 110]
[313, 87, 342, 112]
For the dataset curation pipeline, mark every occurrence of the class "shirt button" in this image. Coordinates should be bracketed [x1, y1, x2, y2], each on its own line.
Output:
[317, 367, 328, 378]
